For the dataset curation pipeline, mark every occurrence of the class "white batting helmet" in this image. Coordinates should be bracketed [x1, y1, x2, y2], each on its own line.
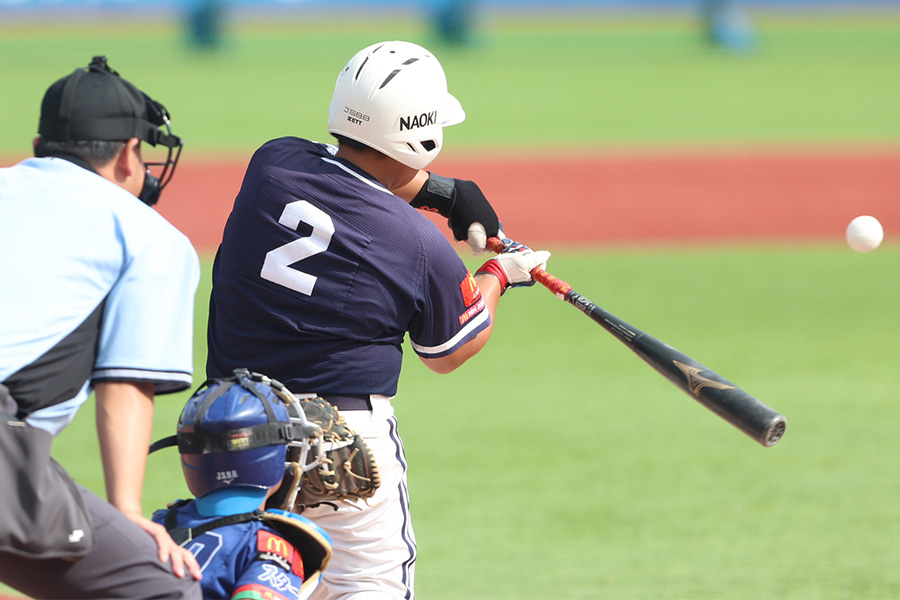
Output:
[327, 40, 465, 170]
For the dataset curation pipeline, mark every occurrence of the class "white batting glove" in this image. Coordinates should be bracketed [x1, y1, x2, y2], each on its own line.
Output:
[476, 239, 550, 292]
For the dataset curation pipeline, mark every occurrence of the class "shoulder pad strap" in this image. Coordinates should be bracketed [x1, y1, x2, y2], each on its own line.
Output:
[164, 504, 264, 546]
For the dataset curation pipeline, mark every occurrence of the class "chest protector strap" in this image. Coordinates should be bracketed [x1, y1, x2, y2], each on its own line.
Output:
[163, 502, 333, 587]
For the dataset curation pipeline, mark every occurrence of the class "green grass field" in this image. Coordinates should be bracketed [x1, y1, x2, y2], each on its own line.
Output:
[1, 10, 899, 156]
[3, 9, 900, 599]
[51, 244, 900, 599]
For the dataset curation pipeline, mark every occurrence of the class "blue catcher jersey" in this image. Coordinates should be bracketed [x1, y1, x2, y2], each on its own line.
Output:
[0, 157, 200, 434]
[207, 137, 489, 396]
[152, 502, 320, 600]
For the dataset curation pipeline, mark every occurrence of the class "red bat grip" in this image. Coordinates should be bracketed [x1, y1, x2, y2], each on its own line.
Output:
[485, 236, 509, 254]
[486, 237, 572, 299]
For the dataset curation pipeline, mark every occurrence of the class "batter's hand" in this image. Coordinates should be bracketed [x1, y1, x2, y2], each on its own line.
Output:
[129, 513, 202, 581]
[448, 178, 500, 255]
[410, 173, 501, 256]
[466, 223, 506, 258]
[476, 239, 550, 291]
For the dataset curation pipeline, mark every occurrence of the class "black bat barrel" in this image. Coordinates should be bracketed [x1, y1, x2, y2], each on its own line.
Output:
[568, 290, 787, 447]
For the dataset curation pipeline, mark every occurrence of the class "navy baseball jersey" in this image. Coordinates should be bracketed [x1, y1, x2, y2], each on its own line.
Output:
[207, 137, 489, 396]
[0, 157, 199, 435]
[152, 502, 320, 600]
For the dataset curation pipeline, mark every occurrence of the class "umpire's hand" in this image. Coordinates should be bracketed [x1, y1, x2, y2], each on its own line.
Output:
[130, 513, 203, 581]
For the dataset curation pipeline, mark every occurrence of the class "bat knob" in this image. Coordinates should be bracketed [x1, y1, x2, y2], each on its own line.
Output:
[763, 417, 787, 447]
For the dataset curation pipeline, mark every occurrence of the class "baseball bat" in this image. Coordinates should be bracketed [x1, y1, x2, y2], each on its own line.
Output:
[486, 237, 786, 447]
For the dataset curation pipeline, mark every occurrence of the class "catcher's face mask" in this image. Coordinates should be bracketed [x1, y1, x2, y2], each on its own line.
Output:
[149, 369, 321, 502]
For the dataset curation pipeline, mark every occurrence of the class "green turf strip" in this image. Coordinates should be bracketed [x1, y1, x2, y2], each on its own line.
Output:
[0, 12, 898, 156]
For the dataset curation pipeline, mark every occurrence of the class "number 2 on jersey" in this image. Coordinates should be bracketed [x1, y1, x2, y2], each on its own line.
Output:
[260, 200, 334, 296]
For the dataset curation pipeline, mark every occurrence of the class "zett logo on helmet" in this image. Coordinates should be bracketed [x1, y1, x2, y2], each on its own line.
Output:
[343, 106, 370, 125]
[399, 111, 437, 131]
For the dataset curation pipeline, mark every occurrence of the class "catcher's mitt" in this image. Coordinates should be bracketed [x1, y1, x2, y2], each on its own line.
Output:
[279, 396, 381, 512]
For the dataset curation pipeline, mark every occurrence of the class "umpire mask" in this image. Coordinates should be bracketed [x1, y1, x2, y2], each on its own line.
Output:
[38, 55, 184, 206]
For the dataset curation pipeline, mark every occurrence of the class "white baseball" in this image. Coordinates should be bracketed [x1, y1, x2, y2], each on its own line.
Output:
[846, 215, 883, 253]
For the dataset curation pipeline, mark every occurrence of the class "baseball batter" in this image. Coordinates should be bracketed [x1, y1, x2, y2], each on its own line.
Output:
[206, 41, 549, 599]
[0, 57, 202, 598]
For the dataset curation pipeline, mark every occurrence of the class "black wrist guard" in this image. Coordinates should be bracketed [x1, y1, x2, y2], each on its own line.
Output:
[410, 174, 500, 242]
[410, 173, 456, 218]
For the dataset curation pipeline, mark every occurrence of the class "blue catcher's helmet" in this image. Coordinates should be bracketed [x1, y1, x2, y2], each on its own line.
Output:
[177, 369, 298, 498]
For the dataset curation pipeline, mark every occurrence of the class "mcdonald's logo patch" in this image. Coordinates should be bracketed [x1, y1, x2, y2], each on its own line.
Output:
[460, 271, 481, 307]
[257, 530, 294, 572]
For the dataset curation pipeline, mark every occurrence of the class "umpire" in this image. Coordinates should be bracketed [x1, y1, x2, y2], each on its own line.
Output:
[0, 57, 202, 598]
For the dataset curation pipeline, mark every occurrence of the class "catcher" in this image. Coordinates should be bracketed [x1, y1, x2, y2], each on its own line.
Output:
[150, 369, 378, 599]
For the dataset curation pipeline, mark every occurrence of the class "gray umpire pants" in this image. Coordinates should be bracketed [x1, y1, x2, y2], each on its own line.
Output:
[0, 484, 201, 599]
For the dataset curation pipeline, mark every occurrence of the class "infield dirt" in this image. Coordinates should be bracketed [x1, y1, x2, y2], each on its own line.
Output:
[157, 146, 899, 252]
